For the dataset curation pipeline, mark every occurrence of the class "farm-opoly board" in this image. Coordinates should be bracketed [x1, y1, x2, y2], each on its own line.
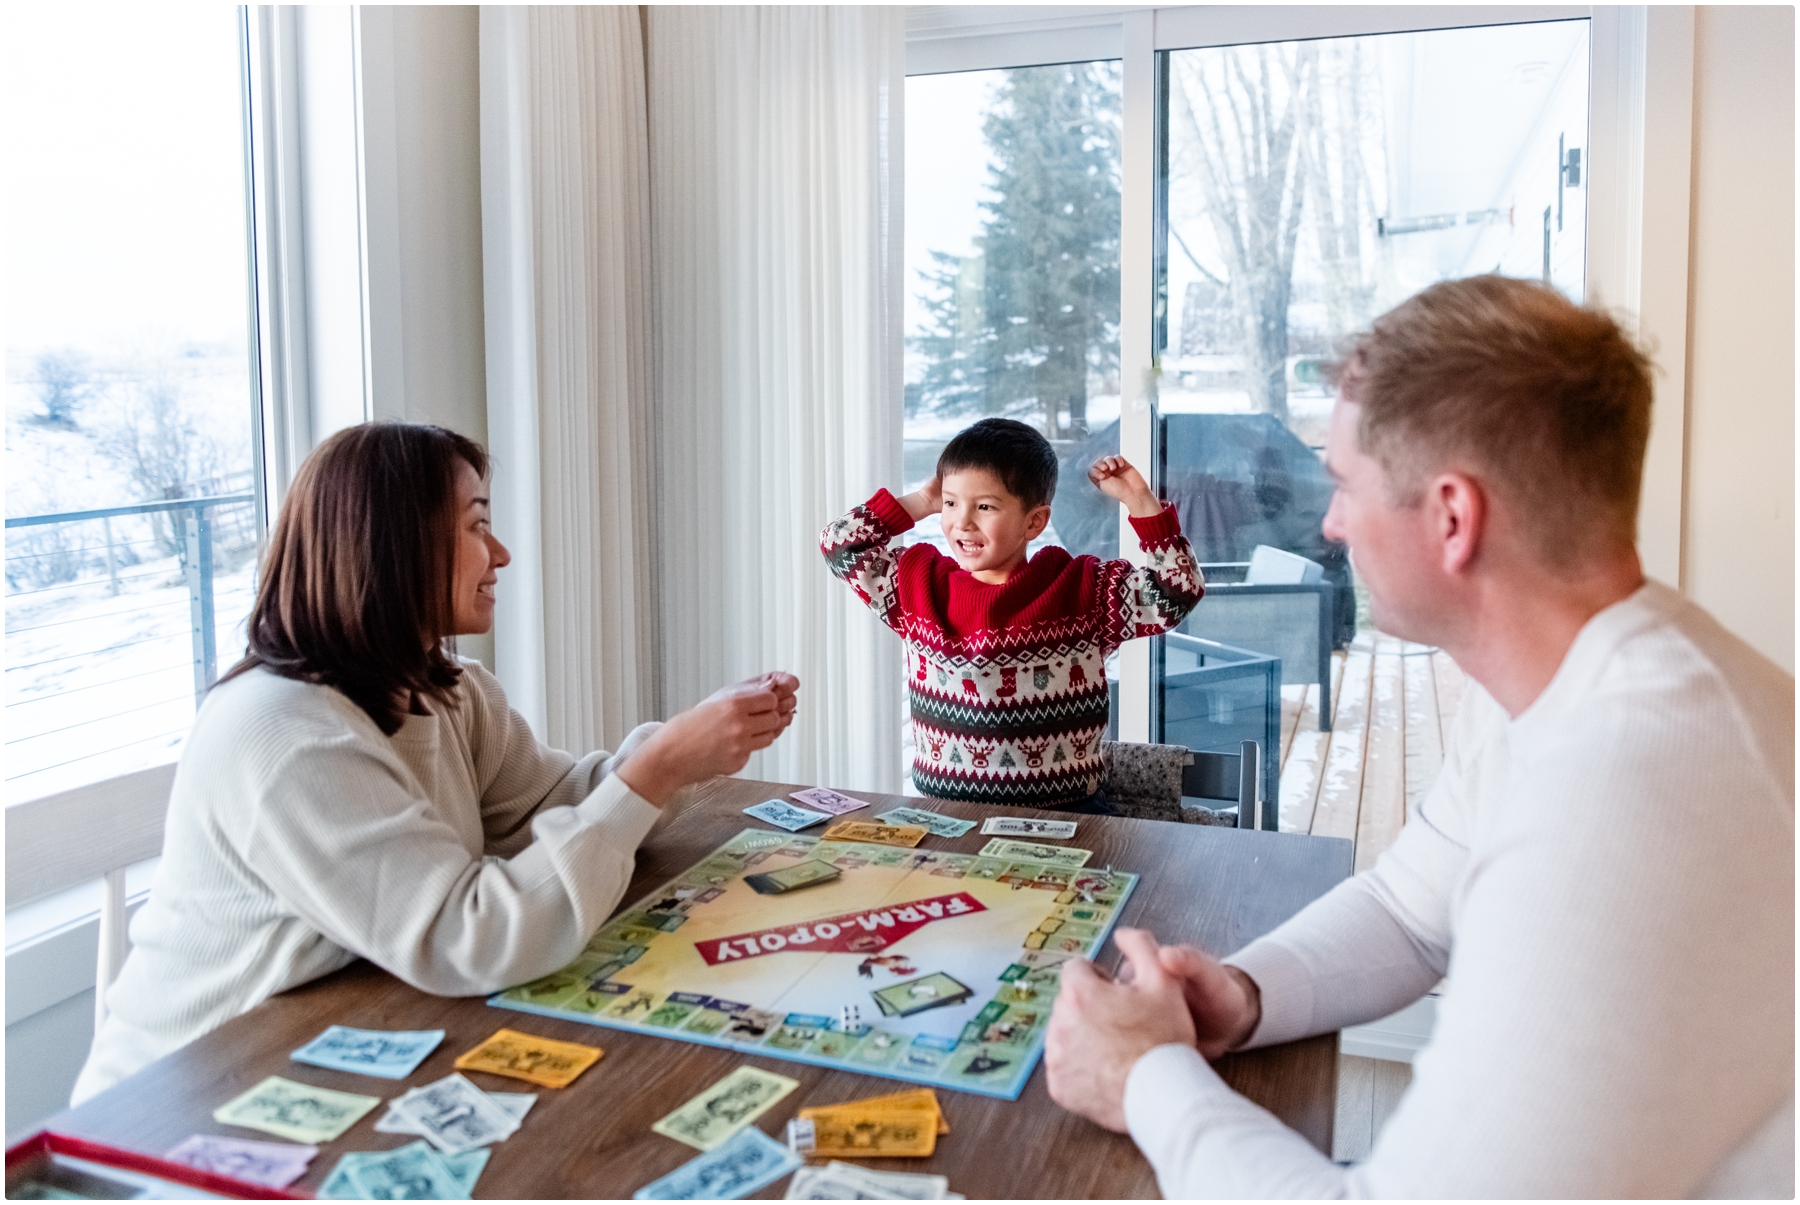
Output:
[490, 829, 1137, 1100]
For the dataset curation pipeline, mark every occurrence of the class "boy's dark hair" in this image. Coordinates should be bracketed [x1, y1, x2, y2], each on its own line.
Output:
[936, 418, 1059, 509]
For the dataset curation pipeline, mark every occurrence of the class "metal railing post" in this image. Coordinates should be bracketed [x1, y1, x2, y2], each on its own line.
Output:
[102, 515, 120, 596]
[183, 505, 218, 704]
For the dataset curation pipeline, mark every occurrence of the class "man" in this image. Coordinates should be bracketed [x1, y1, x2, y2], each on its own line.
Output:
[1045, 276, 1794, 1197]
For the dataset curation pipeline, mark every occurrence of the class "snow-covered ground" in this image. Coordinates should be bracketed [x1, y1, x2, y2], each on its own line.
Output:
[6, 345, 257, 805]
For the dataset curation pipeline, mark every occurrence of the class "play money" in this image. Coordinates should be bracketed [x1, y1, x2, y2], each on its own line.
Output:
[289, 1024, 444, 1079]
[977, 838, 1093, 869]
[823, 821, 928, 848]
[454, 1027, 602, 1088]
[979, 816, 1078, 839]
[790, 786, 870, 815]
[212, 1076, 381, 1145]
[633, 1124, 801, 1200]
[875, 807, 976, 838]
[652, 1065, 799, 1150]
[744, 799, 832, 832]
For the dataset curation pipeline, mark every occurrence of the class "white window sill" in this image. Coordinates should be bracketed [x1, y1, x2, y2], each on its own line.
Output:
[6, 859, 157, 1027]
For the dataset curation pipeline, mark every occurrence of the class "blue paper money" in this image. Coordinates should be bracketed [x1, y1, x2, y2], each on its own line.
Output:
[876, 806, 977, 838]
[633, 1125, 801, 1200]
[318, 1142, 488, 1200]
[743, 799, 831, 832]
[290, 1025, 445, 1079]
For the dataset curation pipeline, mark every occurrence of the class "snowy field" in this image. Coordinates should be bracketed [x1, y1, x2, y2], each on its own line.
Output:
[6, 346, 257, 805]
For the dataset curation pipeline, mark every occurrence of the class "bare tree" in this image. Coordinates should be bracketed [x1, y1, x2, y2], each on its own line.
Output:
[91, 368, 230, 555]
[1171, 44, 1318, 422]
[32, 350, 97, 428]
[1302, 42, 1385, 344]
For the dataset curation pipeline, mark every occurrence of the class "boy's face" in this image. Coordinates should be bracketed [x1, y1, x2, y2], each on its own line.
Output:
[939, 467, 1051, 583]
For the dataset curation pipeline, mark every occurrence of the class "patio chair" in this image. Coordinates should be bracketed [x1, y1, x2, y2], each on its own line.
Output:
[1186, 544, 1339, 730]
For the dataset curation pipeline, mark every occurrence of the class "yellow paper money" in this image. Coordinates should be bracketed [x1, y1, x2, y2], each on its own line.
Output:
[788, 1104, 938, 1157]
[651, 1065, 799, 1150]
[212, 1076, 380, 1144]
[453, 1027, 602, 1088]
[801, 1087, 948, 1135]
[821, 821, 928, 848]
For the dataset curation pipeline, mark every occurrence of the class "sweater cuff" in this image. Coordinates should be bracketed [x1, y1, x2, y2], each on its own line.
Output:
[569, 773, 661, 852]
[1223, 939, 1318, 1049]
[1128, 503, 1182, 545]
[865, 488, 917, 536]
[1125, 1043, 1231, 1167]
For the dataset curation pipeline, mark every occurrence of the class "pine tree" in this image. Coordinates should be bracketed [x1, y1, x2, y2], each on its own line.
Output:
[910, 63, 1121, 440]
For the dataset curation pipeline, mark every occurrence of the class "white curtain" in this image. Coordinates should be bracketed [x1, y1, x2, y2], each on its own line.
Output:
[646, 7, 906, 791]
[478, 5, 658, 754]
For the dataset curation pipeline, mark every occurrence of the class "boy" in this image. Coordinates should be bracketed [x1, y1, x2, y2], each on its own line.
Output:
[821, 417, 1203, 809]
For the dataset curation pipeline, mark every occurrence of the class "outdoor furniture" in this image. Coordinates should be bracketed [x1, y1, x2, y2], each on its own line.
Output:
[1187, 545, 1339, 730]
[1160, 633, 1282, 825]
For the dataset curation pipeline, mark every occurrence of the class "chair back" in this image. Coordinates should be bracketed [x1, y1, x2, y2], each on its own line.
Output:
[1246, 544, 1325, 585]
[1181, 740, 1262, 829]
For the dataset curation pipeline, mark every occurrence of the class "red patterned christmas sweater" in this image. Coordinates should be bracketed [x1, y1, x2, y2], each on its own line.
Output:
[821, 488, 1204, 806]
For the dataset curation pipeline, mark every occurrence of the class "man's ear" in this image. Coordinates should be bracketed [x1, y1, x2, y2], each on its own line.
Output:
[1025, 503, 1052, 542]
[1432, 472, 1486, 574]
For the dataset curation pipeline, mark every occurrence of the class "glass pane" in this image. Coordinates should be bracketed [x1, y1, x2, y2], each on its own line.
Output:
[6, 8, 258, 803]
[904, 60, 1124, 560]
[1156, 20, 1590, 814]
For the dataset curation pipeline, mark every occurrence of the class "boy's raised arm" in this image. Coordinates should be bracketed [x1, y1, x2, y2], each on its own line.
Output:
[1090, 457, 1205, 648]
[820, 487, 920, 633]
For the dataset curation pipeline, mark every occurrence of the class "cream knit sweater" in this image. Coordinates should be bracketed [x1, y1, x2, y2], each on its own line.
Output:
[73, 660, 662, 1104]
[1124, 582, 1794, 1198]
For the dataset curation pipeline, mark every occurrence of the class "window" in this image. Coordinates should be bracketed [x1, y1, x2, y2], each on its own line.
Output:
[903, 60, 1124, 559]
[5, 7, 260, 804]
[1152, 19, 1590, 803]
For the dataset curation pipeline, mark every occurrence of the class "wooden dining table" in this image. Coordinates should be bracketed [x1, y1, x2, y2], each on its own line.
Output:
[41, 777, 1353, 1199]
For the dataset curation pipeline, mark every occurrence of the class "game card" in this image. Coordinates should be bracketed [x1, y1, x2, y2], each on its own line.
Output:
[790, 786, 869, 815]
[744, 799, 832, 831]
[745, 859, 840, 895]
[454, 1027, 603, 1088]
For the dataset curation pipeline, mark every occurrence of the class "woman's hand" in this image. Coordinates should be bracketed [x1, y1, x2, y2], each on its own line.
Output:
[615, 672, 799, 805]
[1088, 456, 1163, 518]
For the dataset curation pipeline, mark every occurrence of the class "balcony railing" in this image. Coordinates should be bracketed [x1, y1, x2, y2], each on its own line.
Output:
[5, 493, 258, 802]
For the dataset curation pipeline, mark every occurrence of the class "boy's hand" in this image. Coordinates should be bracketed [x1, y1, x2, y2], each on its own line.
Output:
[898, 476, 943, 522]
[1089, 456, 1163, 518]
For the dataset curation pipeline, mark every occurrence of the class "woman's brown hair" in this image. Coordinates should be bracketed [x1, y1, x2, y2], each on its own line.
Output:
[219, 422, 489, 735]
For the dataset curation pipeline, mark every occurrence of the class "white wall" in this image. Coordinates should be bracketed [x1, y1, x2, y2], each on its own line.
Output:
[1682, 6, 1795, 673]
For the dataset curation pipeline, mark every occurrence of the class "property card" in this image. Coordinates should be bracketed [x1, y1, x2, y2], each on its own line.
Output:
[979, 816, 1078, 840]
[453, 1027, 603, 1088]
[652, 1065, 799, 1150]
[163, 1135, 316, 1189]
[744, 799, 832, 832]
[789, 786, 869, 816]
[389, 1073, 520, 1156]
[212, 1076, 381, 1145]
[875, 807, 976, 838]
[289, 1024, 444, 1079]
[633, 1125, 801, 1201]
[977, 838, 1093, 869]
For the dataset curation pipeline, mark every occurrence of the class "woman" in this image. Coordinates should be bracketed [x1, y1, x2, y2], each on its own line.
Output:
[73, 423, 797, 1103]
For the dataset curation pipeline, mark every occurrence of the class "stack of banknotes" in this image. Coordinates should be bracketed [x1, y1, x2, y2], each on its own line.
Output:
[785, 1088, 948, 1158]
[786, 1161, 963, 1200]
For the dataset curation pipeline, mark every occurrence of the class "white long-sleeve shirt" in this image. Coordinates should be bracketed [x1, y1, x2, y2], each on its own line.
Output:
[74, 660, 664, 1104]
[1124, 581, 1794, 1198]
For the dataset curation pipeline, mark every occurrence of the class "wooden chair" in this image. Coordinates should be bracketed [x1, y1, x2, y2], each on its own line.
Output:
[5, 764, 175, 1033]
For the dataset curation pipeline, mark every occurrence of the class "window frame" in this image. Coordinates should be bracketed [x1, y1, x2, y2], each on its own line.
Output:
[903, 4, 1693, 742]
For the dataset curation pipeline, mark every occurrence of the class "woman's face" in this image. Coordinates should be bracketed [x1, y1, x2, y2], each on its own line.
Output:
[451, 460, 510, 635]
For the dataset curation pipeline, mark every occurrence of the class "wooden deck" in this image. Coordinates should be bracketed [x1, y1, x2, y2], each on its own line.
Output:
[1276, 632, 1467, 870]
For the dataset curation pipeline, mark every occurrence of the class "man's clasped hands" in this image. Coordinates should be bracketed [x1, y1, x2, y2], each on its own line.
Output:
[1045, 928, 1264, 1131]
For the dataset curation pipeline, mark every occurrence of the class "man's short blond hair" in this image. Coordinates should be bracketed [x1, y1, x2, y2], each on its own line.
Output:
[1330, 275, 1654, 569]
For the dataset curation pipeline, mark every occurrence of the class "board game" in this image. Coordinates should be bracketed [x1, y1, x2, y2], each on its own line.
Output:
[489, 829, 1138, 1100]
